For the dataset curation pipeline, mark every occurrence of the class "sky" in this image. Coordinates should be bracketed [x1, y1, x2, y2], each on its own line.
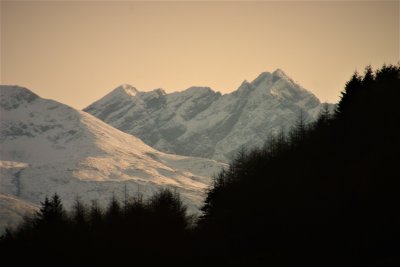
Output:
[1, 0, 399, 109]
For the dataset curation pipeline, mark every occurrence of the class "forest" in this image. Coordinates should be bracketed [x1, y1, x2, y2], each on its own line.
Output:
[1, 64, 399, 266]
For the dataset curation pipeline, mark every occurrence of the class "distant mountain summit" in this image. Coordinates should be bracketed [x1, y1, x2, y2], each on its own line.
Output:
[85, 70, 331, 162]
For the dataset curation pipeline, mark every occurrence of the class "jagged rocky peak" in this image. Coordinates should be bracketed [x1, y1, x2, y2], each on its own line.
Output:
[233, 80, 254, 96]
[272, 68, 288, 78]
[251, 71, 273, 86]
[252, 70, 295, 89]
[183, 86, 214, 94]
[85, 84, 139, 109]
[271, 68, 299, 86]
[175, 86, 220, 100]
[251, 69, 291, 86]
[113, 84, 138, 97]
[142, 88, 167, 104]
[151, 88, 167, 96]
[0, 85, 39, 110]
[240, 80, 251, 86]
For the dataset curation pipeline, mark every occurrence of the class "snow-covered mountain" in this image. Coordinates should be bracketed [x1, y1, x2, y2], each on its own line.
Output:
[85, 69, 330, 162]
[0, 85, 225, 232]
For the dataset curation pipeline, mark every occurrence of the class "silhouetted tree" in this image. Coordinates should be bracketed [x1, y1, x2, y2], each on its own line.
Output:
[71, 196, 87, 225]
[149, 188, 188, 231]
[88, 199, 103, 227]
[36, 193, 67, 227]
[335, 71, 362, 118]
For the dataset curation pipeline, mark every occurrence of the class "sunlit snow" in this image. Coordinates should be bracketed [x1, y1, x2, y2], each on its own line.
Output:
[0, 85, 226, 232]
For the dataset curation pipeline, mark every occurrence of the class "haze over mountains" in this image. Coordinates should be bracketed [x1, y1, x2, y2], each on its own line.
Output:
[85, 69, 332, 162]
[0, 86, 224, 231]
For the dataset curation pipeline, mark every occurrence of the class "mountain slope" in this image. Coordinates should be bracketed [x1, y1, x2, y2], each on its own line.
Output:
[0, 85, 225, 231]
[85, 70, 331, 162]
[0, 192, 38, 232]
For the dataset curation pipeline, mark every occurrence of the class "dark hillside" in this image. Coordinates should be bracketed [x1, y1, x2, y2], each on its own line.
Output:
[198, 64, 400, 266]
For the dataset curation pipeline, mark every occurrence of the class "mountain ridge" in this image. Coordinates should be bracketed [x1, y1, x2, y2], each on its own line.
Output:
[85, 69, 332, 162]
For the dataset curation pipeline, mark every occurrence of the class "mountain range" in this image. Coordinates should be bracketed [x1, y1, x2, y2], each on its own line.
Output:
[85, 69, 332, 162]
[0, 69, 333, 232]
[0, 85, 225, 231]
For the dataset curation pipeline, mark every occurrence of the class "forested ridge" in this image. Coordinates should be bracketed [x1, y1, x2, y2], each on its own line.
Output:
[1, 64, 399, 266]
[196, 64, 400, 266]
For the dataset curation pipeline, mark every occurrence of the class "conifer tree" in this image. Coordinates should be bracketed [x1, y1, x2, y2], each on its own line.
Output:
[335, 71, 362, 118]
[71, 196, 87, 225]
[36, 193, 66, 225]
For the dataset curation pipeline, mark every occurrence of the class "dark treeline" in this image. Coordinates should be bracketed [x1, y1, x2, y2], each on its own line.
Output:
[1, 64, 399, 266]
[0, 190, 191, 266]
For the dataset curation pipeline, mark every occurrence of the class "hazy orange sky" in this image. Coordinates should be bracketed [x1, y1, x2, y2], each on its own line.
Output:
[1, 1, 399, 109]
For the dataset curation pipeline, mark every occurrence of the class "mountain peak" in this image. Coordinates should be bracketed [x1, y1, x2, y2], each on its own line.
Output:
[257, 71, 272, 79]
[0, 85, 38, 99]
[181, 86, 216, 98]
[115, 84, 138, 96]
[185, 86, 213, 92]
[239, 80, 251, 87]
[251, 72, 272, 87]
[97, 84, 138, 103]
[0, 85, 39, 110]
[153, 88, 166, 95]
[251, 69, 289, 85]
[83, 84, 139, 111]
[273, 68, 286, 76]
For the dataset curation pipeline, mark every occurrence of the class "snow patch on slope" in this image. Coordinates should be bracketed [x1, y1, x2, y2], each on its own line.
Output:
[0, 193, 38, 233]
